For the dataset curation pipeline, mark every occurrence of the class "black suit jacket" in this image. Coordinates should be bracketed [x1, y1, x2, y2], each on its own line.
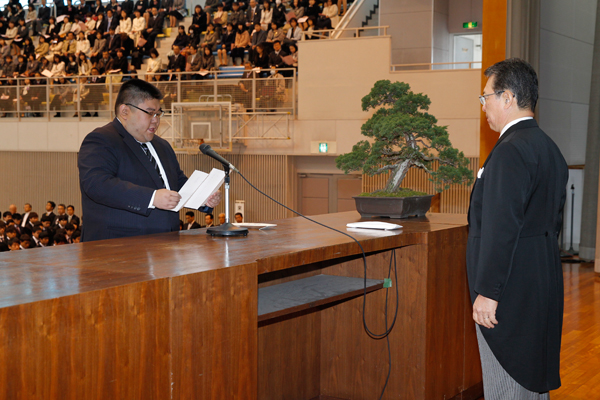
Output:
[37, 6, 51, 23]
[268, 49, 287, 68]
[167, 53, 185, 71]
[466, 119, 568, 392]
[245, 5, 260, 26]
[78, 119, 188, 242]
[185, 221, 200, 230]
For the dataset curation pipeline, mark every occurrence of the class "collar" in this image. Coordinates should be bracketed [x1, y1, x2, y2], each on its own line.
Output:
[500, 116, 534, 137]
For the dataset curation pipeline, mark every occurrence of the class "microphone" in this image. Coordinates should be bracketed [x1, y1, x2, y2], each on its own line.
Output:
[199, 144, 238, 172]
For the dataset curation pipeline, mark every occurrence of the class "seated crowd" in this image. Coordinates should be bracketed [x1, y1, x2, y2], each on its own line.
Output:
[0, 0, 340, 113]
[0, 201, 81, 251]
[0, 202, 245, 250]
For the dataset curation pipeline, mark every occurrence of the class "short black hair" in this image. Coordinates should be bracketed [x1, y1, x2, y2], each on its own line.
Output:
[114, 79, 163, 115]
[47, 201, 56, 209]
[33, 226, 42, 233]
[484, 58, 538, 112]
[3, 211, 12, 218]
[58, 203, 66, 209]
[65, 223, 75, 231]
[206, 213, 214, 220]
[58, 215, 68, 221]
[12, 213, 22, 221]
[185, 211, 195, 217]
[67, 205, 74, 210]
[72, 231, 81, 240]
[40, 215, 53, 223]
[54, 233, 67, 244]
[235, 212, 243, 217]
[30, 212, 38, 219]
[19, 234, 31, 243]
[39, 231, 49, 239]
[8, 238, 20, 247]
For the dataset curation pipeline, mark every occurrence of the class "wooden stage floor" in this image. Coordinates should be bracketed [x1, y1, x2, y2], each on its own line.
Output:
[478, 262, 600, 399]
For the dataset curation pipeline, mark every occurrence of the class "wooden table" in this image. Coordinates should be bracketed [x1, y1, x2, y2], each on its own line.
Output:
[0, 212, 482, 400]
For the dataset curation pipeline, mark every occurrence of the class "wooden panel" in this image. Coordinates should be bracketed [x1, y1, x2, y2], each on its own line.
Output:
[424, 228, 481, 398]
[0, 151, 82, 219]
[303, 197, 330, 215]
[302, 177, 329, 198]
[258, 312, 321, 400]
[170, 264, 258, 400]
[320, 249, 429, 399]
[337, 198, 356, 212]
[0, 280, 171, 400]
[480, 0, 508, 163]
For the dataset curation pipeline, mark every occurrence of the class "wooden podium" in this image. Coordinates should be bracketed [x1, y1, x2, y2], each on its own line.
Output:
[0, 212, 482, 400]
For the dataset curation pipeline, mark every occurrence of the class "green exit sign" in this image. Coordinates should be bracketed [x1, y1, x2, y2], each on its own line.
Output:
[463, 21, 478, 29]
[319, 143, 328, 153]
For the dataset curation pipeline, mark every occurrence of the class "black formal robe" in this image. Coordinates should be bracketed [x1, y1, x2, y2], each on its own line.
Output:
[467, 119, 568, 392]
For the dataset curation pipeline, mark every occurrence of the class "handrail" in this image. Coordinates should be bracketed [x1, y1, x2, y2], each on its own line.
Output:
[0, 68, 297, 121]
[332, 0, 379, 39]
[301, 25, 388, 40]
[390, 61, 482, 71]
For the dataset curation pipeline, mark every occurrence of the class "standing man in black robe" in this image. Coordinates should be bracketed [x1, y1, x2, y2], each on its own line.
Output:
[467, 58, 568, 399]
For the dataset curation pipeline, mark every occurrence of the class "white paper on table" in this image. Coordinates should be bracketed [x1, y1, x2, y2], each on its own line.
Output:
[184, 168, 225, 210]
[170, 170, 208, 212]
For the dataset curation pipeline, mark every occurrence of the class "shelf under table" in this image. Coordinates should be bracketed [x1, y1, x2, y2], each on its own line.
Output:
[258, 274, 384, 322]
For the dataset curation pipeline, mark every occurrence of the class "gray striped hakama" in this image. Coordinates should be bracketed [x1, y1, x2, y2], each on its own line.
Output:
[476, 326, 551, 400]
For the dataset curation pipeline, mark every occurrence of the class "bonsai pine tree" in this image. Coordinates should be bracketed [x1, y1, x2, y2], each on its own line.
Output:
[336, 80, 473, 194]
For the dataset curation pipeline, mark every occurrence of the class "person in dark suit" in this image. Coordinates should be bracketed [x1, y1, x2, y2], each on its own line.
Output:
[268, 40, 287, 68]
[66, 205, 80, 226]
[245, 0, 260, 29]
[184, 211, 200, 230]
[78, 79, 221, 242]
[142, 6, 164, 52]
[33, 0, 51, 36]
[166, 44, 185, 79]
[467, 58, 568, 398]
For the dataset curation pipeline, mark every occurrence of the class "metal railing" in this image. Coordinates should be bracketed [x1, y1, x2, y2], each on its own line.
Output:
[391, 61, 482, 71]
[302, 25, 388, 40]
[333, 0, 380, 39]
[0, 68, 297, 121]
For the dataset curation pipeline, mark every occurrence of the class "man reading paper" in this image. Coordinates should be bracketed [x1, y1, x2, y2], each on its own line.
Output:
[78, 79, 221, 242]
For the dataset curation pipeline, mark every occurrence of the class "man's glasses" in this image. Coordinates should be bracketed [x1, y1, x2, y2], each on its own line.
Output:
[479, 90, 505, 106]
[126, 103, 165, 118]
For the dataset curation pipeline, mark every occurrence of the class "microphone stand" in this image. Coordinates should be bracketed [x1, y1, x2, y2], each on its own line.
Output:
[207, 165, 248, 237]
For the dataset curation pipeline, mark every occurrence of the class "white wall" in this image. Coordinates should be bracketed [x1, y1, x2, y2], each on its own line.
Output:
[538, 0, 597, 166]
[296, 36, 481, 158]
[379, 0, 433, 65]
[433, 0, 451, 64]
[448, 0, 483, 34]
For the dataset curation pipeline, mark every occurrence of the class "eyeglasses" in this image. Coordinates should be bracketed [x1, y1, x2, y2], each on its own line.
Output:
[479, 90, 505, 106]
[125, 103, 164, 119]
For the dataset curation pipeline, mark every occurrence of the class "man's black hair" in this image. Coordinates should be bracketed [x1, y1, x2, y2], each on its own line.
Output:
[12, 213, 22, 221]
[47, 201, 56, 209]
[206, 213, 214, 220]
[185, 211, 195, 217]
[114, 79, 163, 115]
[3, 211, 12, 218]
[58, 214, 68, 221]
[484, 58, 538, 112]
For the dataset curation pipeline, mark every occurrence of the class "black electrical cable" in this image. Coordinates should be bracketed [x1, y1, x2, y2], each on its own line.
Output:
[235, 170, 400, 398]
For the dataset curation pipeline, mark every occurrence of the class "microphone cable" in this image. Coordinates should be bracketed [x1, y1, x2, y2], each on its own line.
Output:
[235, 170, 400, 400]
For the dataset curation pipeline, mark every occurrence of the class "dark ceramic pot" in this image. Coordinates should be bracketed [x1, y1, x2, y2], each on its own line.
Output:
[353, 195, 434, 219]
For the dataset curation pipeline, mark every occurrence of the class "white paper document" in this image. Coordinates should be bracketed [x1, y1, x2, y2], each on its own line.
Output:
[170, 168, 225, 212]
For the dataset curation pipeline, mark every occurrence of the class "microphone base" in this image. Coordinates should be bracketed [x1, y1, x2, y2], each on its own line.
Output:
[207, 223, 249, 237]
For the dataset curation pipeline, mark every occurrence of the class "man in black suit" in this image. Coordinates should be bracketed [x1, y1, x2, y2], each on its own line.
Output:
[143, 7, 164, 52]
[249, 22, 267, 61]
[467, 58, 568, 398]
[78, 79, 221, 242]
[44, 201, 57, 224]
[167, 45, 186, 79]
[245, 0, 260, 29]
[184, 211, 200, 230]
[33, 0, 51, 36]
[268, 41, 287, 68]
[66, 205, 80, 226]
[21, 203, 32, 227]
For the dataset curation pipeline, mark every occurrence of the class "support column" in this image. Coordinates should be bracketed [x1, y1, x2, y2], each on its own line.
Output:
[479, 0, 507, 163]
[580, 1, 600, 262]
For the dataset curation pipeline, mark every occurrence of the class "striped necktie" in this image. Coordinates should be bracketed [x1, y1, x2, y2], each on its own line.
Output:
[140, 142, 165, 187]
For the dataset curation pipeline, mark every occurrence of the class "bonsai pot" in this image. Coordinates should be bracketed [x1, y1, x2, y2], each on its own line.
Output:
[353, 194, 435, 219]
